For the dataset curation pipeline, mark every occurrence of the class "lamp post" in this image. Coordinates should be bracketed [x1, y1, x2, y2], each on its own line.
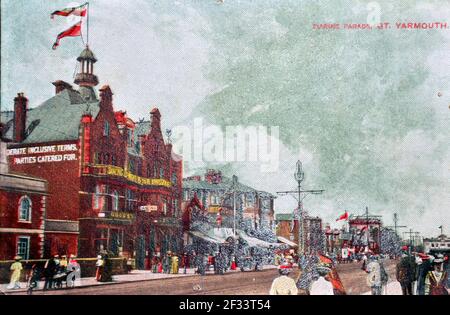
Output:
[277, 160, 324, 255]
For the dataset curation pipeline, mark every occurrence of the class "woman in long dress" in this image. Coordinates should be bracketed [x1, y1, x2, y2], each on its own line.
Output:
[7, 256, 23, 289]
[425, 257, 448, 295]
[171, 253, 179, 274]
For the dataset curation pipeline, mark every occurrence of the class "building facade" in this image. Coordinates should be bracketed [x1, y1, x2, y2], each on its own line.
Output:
[1, 48, 183, 266]
[423, 234, 450, 254]
[182, 170, 275, 234]
[0, 128, 48, 260]
[275, 212, 324, 253]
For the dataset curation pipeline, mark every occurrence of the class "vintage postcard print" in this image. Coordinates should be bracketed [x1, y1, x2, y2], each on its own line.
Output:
[0, 0, 449, 300]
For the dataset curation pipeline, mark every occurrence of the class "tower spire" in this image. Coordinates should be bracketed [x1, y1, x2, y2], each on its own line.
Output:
[74, 45, 99, 101]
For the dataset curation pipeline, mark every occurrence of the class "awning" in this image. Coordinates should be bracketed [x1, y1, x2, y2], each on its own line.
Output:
[238, 232, 280, 248]
[189, 230, 222, 244]
[277, 236, 297, 247]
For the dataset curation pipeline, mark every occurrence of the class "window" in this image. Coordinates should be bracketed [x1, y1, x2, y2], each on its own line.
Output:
[211, 193, 220, 205]
[94, 185, 106, 211]
[103, 121, 110, 137]
[127, 129, 133, 147]
[173, 199, 179, 217]
[112, 190, 119, 211]
[162, 199, 167, 215]
[160, 167, 164, 178]
[126, 189, 135, 211]
[104, 153, 110, 165]
[18, 196, 32, 222]
[171, 173, 177, 185]
[129, 160, 135, 174]
[111, 155, 116, 166]
[17, 236, 30, 260]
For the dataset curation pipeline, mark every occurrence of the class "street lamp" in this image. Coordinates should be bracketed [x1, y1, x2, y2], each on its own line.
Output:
[277, 160, 324, 255]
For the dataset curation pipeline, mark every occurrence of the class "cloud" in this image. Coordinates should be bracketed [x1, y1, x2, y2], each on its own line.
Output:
[1, 0, 449, 236]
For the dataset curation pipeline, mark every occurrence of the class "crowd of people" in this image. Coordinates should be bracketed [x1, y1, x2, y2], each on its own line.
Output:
[6, 244, 449, 295]
[148, 250, 240, 276]
[6, 254, 81, 294]
[271, 250, 346, 295]
[396, 248, 449, 295]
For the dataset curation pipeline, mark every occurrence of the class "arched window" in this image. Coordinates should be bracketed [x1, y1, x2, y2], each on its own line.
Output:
[112, 190, 119, 211]
[18, 196, 32, 222]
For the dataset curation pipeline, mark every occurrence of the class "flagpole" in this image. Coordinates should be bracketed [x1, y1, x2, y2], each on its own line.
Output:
[87, 2, 90, 46]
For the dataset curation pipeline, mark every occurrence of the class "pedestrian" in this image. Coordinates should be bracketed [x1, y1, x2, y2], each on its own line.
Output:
[152, 255, 159, 273]
[95, 254, 104, 281]
[416, 253, 432, 295]
[163, 251, 171, 274]
[59, 255, 68, 272]
[182, 252, 189, 274]
[171, 253, 179, 274]
[26, 264, 40, 295]
[67, 254, 81, 288]
[366, 255, 387, 295]
[425, 255, 448, 295]
[396, 253, 417, 295]
[7, 256, 23, 290]
[310, 265, 334, 295]
[270, 264, 298, 295]
[100, 253, 113, 282]
[341, 246, 349, 264]
[43, 255, 58, 290]
[361, 253, 368, 271]
[230, 256, 237, 270]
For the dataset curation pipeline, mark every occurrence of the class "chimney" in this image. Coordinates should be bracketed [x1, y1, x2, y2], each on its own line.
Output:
[52, 80, 73, 94]
[14, 92, 28, 143]
[150, 108, 161, 134]
[99, 85, 113, 111]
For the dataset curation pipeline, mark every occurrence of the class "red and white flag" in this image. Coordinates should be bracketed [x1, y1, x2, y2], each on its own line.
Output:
[52, 22, 82, 50]
[51, 3, 88, 19]
[336, 211, 349, 221]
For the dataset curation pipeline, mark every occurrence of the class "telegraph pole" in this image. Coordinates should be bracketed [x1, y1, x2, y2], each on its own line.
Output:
[277, 160, 324, 255]
[386, 213, 407, 237]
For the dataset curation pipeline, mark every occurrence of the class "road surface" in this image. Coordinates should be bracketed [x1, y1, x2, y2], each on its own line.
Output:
[7, 260, 398, 295]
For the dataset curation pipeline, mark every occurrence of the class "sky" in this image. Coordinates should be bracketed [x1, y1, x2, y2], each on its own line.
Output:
[1, 0, 449, 237]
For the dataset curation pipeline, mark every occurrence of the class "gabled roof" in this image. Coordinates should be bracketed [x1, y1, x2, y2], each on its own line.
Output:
[2, 88, 99, 144]
[183, 175, 275, 197]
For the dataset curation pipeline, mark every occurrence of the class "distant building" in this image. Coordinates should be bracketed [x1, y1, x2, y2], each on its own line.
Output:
[423, 234, 450, 254]
[275, 212, 324, 253]
[0, 126, 48, 260]
[182, 170, 275, 233]
[347, 215, 382, 253]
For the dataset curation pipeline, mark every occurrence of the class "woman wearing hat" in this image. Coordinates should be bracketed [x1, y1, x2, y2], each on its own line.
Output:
[270, 264, 298, 295]
[310, 265, 334, 295]
[7, 256, 23, 289]
[425, 255, 448, 295]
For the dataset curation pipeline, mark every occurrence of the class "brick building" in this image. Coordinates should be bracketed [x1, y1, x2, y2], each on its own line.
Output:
[275, 212, 324, 253]
[1, 47, 183, 266]
[182, 170, 275, 233]
[0, 126, 48, 260]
